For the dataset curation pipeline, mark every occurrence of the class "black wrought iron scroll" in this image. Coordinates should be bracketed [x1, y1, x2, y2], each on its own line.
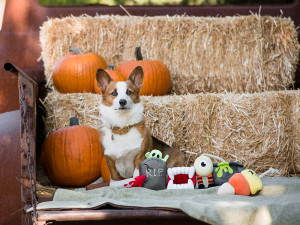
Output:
[4, 63, 38, 224]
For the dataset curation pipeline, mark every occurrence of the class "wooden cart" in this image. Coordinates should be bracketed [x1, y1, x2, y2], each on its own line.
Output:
[1, 0, 300, 224]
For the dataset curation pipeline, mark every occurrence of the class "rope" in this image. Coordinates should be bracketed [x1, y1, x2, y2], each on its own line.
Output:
[259, 167, 281, 178]
[202, 153, 226, 162]
[184, 151, 226, 163]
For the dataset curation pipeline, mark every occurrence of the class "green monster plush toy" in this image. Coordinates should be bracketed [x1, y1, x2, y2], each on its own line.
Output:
[213, 161, 244, 186]
[145, 149, 169, 162]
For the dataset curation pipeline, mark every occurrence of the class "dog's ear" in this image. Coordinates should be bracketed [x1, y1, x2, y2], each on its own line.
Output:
[127, 66, 144, 90]
[96, 68, 113, 94]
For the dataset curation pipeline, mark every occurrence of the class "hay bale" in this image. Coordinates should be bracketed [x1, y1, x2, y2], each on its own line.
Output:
[40, 14, 299, 95]
[43, 92, 186, 151]
[291, 95, 300, 174]
[180, 93, 220, 166]
[43, 90, 300, 176]
[142, 95, 187, 151]
[43, 92, 101, 137]
[184, 91, 300, 176]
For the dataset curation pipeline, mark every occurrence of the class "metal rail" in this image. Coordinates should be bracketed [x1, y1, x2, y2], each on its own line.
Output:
[4, 63, 38, 225]
[36, 209, 190, 223]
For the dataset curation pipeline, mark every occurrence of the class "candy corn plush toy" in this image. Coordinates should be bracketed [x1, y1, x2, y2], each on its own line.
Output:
[217, 169, 263, 196]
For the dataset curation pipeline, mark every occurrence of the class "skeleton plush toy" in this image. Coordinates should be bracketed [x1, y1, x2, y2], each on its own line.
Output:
[194, 155, 214, 189]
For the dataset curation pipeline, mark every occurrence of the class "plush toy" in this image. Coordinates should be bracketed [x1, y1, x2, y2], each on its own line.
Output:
[167, 167, 196, 189]
[86, 175, 146, 190]
[194, 155, 214, 189]
[213, 161, 244, 186]
[217, 169, 263, 196]
[145, 149, 169, 162]
[109, 175, 147, 189]
[140, 150, 168, 190]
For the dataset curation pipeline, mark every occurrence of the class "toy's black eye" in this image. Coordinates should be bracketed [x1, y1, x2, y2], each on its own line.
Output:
[200, 160, 208, 168]
[157, 155, 160, 158]
[152, 153, 156, 157]
[111, 90, 118, 96]
[248, 170, 255, 175]
[126, 89, 132, 95]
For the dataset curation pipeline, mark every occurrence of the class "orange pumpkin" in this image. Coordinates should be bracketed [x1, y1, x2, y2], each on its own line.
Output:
[116, 47, 171, 96]
[53, 48, 108, 93]
[94, 65, 125, 94]
[41, 117, 104, 187]
[100, 157, 111, 182]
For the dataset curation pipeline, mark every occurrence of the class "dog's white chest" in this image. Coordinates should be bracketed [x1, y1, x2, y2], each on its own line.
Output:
[102, 127, 143, 178]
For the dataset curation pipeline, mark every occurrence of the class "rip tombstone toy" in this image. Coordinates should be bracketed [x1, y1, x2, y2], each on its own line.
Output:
[139, 157, 168, 190]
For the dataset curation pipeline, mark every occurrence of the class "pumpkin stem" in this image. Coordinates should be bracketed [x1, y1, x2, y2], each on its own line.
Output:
[69, 47, 83, 55]
[135, 47, 143, 61]
[70, 116, 80, 126]
[107, 65, 115, 70]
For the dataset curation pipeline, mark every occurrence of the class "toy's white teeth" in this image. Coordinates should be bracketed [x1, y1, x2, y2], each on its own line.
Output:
[168, 167, 177, 177]
[167, 180, 174, 189]
[168, 167, 195, 178]
[167, 167, 195, 189]
[167, 168, 174, 181]
[179, 167, 183, 174]
[176, 167, 181, 175]
[189, 167, 195, 179]
[184, 167, 189, 174]
[188, 179, 195, 189]
[167, 180, 195, 189]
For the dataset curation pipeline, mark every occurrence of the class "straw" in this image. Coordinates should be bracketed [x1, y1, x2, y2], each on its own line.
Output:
[40, 14, 299, 94]
[43, 90, 300, 176]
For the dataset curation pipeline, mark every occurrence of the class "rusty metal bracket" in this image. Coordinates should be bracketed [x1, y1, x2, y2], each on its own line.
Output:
[4, 62, 38, 224]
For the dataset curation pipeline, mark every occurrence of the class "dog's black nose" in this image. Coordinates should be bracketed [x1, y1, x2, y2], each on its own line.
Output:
[119, 99, 127, 106]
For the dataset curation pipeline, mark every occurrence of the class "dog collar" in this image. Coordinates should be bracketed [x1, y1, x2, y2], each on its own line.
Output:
[111, 120, 145, 136]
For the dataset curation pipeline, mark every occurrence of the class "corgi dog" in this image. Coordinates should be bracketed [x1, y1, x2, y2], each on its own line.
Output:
[96, 66, 184, 181]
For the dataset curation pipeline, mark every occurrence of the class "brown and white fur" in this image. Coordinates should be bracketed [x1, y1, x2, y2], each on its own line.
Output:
[96, 66, 184, 181]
